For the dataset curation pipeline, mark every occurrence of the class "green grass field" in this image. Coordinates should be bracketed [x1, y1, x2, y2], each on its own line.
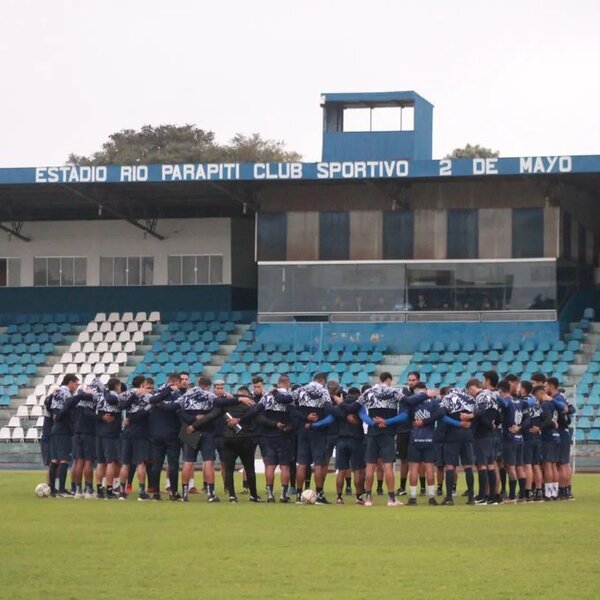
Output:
[0, 471, 599, 599]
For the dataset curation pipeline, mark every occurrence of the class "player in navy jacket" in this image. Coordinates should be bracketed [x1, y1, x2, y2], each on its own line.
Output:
[538, 384, 561, 500]
[520, 380, 544, 501]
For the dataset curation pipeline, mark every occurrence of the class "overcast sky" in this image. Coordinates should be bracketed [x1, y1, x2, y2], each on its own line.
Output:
[1, 0, 598, 167]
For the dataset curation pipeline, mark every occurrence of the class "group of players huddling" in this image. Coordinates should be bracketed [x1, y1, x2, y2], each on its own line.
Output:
[41, 366, 575, 506]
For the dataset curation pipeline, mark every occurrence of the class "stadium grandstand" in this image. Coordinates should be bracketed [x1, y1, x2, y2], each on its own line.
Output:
[0, 89, 599, 470]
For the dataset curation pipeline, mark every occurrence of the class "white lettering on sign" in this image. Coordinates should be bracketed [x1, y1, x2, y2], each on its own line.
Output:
[315, 160, 409, 179]
[519, 156, 572, 174]
[35, 166, 108, 183]
[472, 158, 498, 175]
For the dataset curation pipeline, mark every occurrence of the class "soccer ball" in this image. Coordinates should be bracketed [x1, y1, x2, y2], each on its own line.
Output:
[301, 489, 317, 504]
[35, 483, 51, 498]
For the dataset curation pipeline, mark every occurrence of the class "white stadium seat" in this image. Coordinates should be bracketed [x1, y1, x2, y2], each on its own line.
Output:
[61, 352, 73, 363]
[126, 322, 139, 332]
[109, 342, 122, 353]
[132, 331, 144, 343]
[96, 342, 109, 353]
[68, 342, 81, 353]
[113, 322, 126, 334]
[25, 395, 38, 406]
[106, 363, 119, 375]
[101, 352, 114, 364]
[82, 342, 95, 353]
[108, 312, 120, 322]
[95, 312, 107, 322]
[8, 417, 20, 428]
[115, 352, 128, 364]
[83, 373, 95, 386]
[43, 375, 55, 387]
[66, 363, 78, 374]
[16, 405, 29, 418]
[73, 352, 86, 364]
[123, 342, 136, 354]
[12, 427, 24, 441]
[118, 331, 131, 343]
[135, 312, 147, 322]
[139, 321, 152, 334]
[99, 374, 110, 384]
[122, 312, 134, 322]
[78, 331, 90, 342]
[105, 332, 117, 343]
[91, 332, 104, 343]
[30, 405, 43, 418]
[34, 384, 46, 398]
[88, 352, 100, 364]
[99, 321, 112, 333]
[35, 416, 44, 427]
[93, 363, 106, 375]
[86, 322, 99, 333]
[52, 363, 65, 375]
[0, 427, 11, 441]
[80, 364, 92, 375]
[26, 428, 38, 441]
[148, 311, 160, 322]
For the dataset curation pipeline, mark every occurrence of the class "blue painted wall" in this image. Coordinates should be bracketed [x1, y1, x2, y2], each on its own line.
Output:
[254, 321, 560, 353]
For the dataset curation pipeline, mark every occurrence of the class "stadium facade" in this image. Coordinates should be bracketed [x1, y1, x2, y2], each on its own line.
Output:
[0, 91, 599, 463]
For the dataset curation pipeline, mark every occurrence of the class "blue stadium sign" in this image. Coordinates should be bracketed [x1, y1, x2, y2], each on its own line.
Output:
[0, 155, 598, 185]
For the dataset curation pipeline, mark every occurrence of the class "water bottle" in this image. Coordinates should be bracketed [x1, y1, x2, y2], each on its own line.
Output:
[225, 412, 242, 433]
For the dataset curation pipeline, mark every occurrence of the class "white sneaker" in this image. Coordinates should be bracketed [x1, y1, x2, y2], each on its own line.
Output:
[74, 491, 84, 499]
[387, 499, 404, 507]
[83, 492, 95, 500]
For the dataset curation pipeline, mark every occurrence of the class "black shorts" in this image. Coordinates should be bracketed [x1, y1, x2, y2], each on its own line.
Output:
[434, 442, 445, 468]
[183, 432, 216, 463]
[365, 435, 396, 464]
[558, 430, 571, 465]
[523, 437, 541, 465]
[40, 439, 51, 466]
[474, 437, 496, 466]
[297, 430, 328, 466]
[72, 433, 96, 461]
[252, 437, 268, 460]
[407, 442, 435, 464]
[120, 437, 150, 465]
[541, 439, 560, 463]
[50, 434, 72, 462]
[96, 437, 120, 463]
[264, 435, 293, 466]
[502, 439, 524, 466]
[335, 437, 365, 470]
[443, 440, 474, 467]
[396, 431, 410, 461]
[326, 436, 337, 461]
[215, 435, 224, 460]
[495, 430, 503, 461]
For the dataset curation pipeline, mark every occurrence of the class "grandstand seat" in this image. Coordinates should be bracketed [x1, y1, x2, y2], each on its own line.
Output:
[30, 405, 43, 417]
[26, 428, 38, 441]
[11, 427, 24, 441]
[16, 406, 28, 418]
[0, 427, 11, 441]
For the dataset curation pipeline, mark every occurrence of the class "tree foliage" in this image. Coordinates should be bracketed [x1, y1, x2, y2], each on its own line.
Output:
[445, 143, 499, 159]
[67, 125, 302, 165]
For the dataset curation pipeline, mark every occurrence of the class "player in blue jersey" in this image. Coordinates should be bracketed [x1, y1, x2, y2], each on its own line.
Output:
[538, 384, 561, 500]
[293, 373, 335, 505]
[521, 380, 544, 501]
[439, 386, 476, 505]
[466, 376, 501, 505]
[357, 372, 428, 506]
[47, 374, 81, 497]
[95, 377, 123, 499]
[406, 382, 442, 505]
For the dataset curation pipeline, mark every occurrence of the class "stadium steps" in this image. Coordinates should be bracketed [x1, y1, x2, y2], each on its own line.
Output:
[201, 326, 247, 378]
[375, 354, 412, 382]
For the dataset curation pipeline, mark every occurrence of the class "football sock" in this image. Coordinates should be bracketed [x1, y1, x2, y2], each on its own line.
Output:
[139, 483, 146, 494]
[558, 486, 566, 498]
[316, 487, 324, 496]
[487, 470, 497, 500]
[207, 483, 215, 495]
[445, 470, 455, 499]
[544, 483, 551, 498]
[518, 478, 526, 499]
[419, 476, 426, 490]
[499, 468, 507, 494]
[48, 463, 58, 493]
[478, 470, 488, 498]
[509, 479, 517, 500]
[96, 483, 103, 494]
[377, 479, 384, 491]
[282, 484, 289, 498]
[107, 485, 113, 496]
[428, 485, 435, 498]
[182, 483, 189, 499]
[70, 481, 76, 493]
[345, 476, 351, 488]
[464, 467, 474, 496]
[58, 464, 68, 492]
[242, 479, 248, 489]
[266, 484, 274, 496]
[399, 477, 407, 490]
[128, 469, 135, 486]
[409, 486, 417, 498]
[388, 492, 396, 501]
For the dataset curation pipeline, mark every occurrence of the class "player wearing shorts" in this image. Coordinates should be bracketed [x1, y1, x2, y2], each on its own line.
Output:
[521, 381, 544, 501]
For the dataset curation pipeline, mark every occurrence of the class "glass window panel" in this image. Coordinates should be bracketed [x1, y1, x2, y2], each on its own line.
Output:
[113, 257, 127, 286]
[8, 259, 20, 286]
[447, 209, 478, 259]
[319, 212, 349, 260]
[195, 256, 209, 284]
[34, 258, 46, 286]
[512, 208, 544, 258]
[47, 258, 60, 287]
[181, 256, 196, 285]
[74, 258, 86, 286]
[168, 256, 180, 285]
[142, 257, 154, 285]
[209, 255, 223, 284]
[127, 257, 140, 286]
[60, 258, 74, 286]
[383, 210, 413, 259]
[257, 213, 287, 261]
[99, 257, 113, 286]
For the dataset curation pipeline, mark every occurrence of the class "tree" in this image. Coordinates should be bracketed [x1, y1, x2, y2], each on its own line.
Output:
[67, 125, 302, 165]
[445, 143, 499, 159]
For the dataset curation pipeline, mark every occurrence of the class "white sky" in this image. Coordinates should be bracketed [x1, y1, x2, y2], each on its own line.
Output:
[0, 0, 599, 166]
